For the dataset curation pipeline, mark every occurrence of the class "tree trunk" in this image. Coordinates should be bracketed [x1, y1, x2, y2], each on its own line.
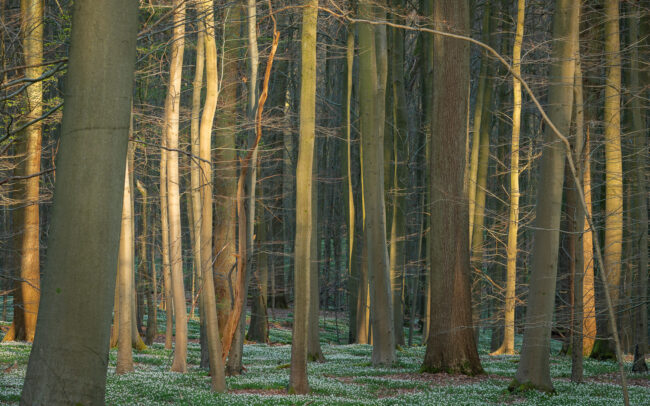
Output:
[422, 0, 481, 376]
[116, 160, 135, 375]
[629, 2, 648, 373]
[511, 0, 578, 392]
[19, 0, 137, 402]
[570, 40, 585, 382]
[343, 27, 358, 343]
[467, 3, 492, 246]
[389, 0, 408, 346]
[308, 149, 324, 361]
[593, 0, 623, 360]
[160, 135, 173, 350]
[214, 2, 239, 336]
[493, 0, 525, 356]
[582, 130, 596, 356]
[289, 0, 317, 394]
[165, 0, 188, 373]
[359, 0, 396, 367]
[137, 179, 157, 346]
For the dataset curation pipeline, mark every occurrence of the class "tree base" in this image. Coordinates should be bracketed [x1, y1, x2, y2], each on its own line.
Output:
[508, 378, 555, 394]
[420, 360, 483, 376]
[307, 351, 325, 363]
[589, 339, 616, 361]
[632, 344, 648, 373]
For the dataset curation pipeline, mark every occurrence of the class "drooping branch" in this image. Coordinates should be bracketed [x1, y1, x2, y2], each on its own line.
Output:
[220, 10, 280, 362]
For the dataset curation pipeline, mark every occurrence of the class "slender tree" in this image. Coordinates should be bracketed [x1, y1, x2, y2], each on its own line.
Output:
[492, 0, 525, 356]
[116, 159, 135, 375]
[164, 0, 188, 373]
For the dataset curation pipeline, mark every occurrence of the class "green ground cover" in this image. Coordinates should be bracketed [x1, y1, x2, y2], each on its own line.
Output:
[1, 315, 648, 405]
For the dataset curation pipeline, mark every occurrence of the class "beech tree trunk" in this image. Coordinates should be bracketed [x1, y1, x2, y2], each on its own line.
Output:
[289, 0, 317, 394]
[165, 0, 188, 373]
[20, 0, 138, 402]
[511, 0, 578, 392]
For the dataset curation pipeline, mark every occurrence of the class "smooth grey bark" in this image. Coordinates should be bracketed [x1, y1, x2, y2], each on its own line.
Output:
[20, 0, 138, 403]
[359, 0, 396, 366]
[289, 0, 317, 394]
[511, 0, 578, 392]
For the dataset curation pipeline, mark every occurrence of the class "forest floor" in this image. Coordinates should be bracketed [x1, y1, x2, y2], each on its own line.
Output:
[1, 310, 649, 405]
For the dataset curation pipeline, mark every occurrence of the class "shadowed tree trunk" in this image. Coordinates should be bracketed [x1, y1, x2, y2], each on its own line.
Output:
[510, 0, 578, 392]
[359, 0, 396, 366]
[214, 2, 239, 337]
[19, 0, 138, 402]
[308, 150, 324, 361]
[289, 0, 318, 394]
[422, 0, 482, 376]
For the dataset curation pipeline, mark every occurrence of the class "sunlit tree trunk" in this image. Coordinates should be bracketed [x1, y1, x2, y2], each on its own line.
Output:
[570, 38, 585, 382]
[116, 160, 135, 375]
[629, 2, 648, 373]
[467, 3, 492, 245]
[194, 0, 227, 390]
[493, 0, 525, 357]
[343, 27, 359, 343]
[582, 130, 596, 356]
[165, 0, 188, 373]
[511, 0, 578, 392]
[289, 0, 317, 394]
[422, 0, 481, 376]
[160, 134, 173, 350]
[3, 0, 44, 343]
[20, 0, 138, 402]
[595, 0, 623, 359]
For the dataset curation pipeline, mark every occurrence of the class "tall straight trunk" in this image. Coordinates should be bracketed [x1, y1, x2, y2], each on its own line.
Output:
[214, 2, 239, 335]
[470, 73, 493, 265]
[5, 0, 44, 343]
[570, 40, 585, 382]
[467, 3, 492, 246]
[343, 27, 358, 343]
[629, 2, 648, 373]
[247, 200, 269, 342]
[493, 0, 525, 356]
[389, 0, 408, 346]
[422, 0, 481, 376]
[165, 0, 188, 373]
[137, 179, 157, 345]
[194, 0, 227, 391]
[289, 0, 318, 394]
[160, 136, 173, 350]
[511, 0, 578, 392]
[359, 0, 396, 367]
[308, 150, 324, 361]
[116, 160, 135, 375]
[595, 0, 623, 359]
[19, 0, 137, 402]
[582, 130, 596, 356]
